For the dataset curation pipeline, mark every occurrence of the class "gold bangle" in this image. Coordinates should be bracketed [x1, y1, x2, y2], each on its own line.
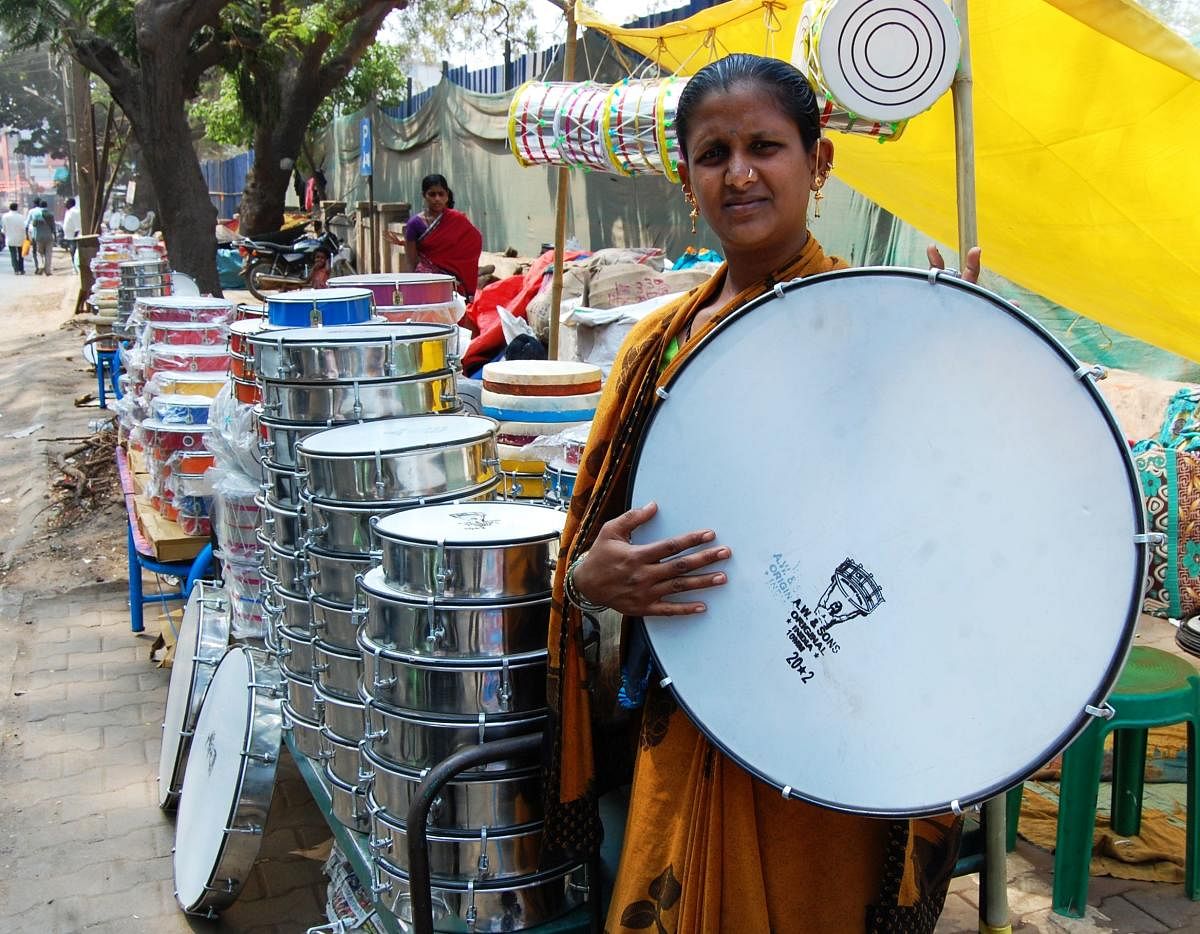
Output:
[565, 550, 607, 613]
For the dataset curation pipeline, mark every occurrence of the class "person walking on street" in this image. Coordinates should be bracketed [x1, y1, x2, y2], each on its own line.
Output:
[62, 198, 81, 270]
[27, 200, 55, 275]
[2, 203, 26, 274]
[24, 202, 40, 273]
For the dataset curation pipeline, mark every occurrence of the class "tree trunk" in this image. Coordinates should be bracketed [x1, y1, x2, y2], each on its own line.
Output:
[238, 66, 316, 238]
[126, 48, 221, 294]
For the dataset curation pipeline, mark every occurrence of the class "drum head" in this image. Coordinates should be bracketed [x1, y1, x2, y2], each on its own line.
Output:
[629, 268, 1145, 817]
[374, 501, 565, 546]
[172, 271, 201, 296]
[297, 414, 496, 458]
[249, 322, 453, 346]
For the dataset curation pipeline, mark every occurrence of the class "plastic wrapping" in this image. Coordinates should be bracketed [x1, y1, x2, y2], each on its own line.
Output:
[209, 464, 265, 564]
[206, 383, 262, 478]
[506, 421, 593, 468]
[223, 557, 266, 639]
[146, 343, 230, 379]
[149, 394, 212, 425]
[320, 846, 386, 933]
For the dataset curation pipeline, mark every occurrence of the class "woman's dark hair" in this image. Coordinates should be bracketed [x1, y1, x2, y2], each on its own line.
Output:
[675, 54, 821, 161]
[421, 173, 455, 209]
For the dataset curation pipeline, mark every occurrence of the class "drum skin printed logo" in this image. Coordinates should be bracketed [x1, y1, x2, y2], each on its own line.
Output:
[782, 558, 884, 684]
[449, 510, 501, 531]
[205, 731, 218, 775]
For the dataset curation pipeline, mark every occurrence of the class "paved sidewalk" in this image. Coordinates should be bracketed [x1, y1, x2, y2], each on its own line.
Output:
[0, 582, 329, 933]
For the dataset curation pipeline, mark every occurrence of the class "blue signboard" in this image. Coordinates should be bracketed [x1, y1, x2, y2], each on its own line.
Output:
[360, 118, 373, 177]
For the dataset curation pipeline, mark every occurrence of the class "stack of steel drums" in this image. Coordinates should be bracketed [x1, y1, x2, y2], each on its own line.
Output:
[355, 500, 588, 928]
[117, 256, 172, 337]
[277, 414, 499, 834]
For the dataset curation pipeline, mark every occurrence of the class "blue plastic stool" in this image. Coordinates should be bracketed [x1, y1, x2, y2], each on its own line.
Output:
[96, 349, 122, 409]
[127, 525, 214, 633]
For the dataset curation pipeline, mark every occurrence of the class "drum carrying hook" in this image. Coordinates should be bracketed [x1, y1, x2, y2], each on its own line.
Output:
[1134, 532, 1167, 545]
[1074, 364, 1108, 381]
[1085, 701, 1116, 720]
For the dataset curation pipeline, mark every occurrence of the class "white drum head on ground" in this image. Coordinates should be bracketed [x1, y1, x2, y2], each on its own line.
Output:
[629, 268, 1146, 817]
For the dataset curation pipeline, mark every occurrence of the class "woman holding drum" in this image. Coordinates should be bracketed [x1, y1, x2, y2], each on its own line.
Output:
[404, 173, 484, 300]
[548, 54, 981, 933]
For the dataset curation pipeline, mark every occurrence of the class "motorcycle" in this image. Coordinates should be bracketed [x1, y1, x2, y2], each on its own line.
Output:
[238, 227, 356, 300]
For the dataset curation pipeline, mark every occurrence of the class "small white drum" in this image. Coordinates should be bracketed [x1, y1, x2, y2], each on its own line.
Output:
[173, 645, 283, 916]
[157, 581, 230, 808]
[629, 268, 1147, 817]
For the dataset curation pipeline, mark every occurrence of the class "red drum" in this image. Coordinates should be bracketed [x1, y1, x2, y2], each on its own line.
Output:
[231, 375, 261, 405]
[178, 514, 212, 537]
[328, 273, 456, 307]
[228, 318, 270, 358]
[148, 343, 230, 375]
[374, 302, 458, 326]
[136, 296, 234, 324]
[177, 451, 216, 474]
[147, 322, 228, 346]
[230, 351, 255, 381]
[235, 302, 266, 321]
[142, 419, 211, 453]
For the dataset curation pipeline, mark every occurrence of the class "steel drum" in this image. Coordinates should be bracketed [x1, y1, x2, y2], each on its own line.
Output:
[248, 322, 457, 382]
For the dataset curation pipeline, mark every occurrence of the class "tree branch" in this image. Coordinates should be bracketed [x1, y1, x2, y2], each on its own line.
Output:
[183, 37, 234, 94]
[314, 0, 404, 101]
[65, 31, 140, 111]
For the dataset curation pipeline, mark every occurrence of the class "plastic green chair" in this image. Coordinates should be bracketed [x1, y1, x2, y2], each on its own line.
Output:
[1046, 646, 1200, 917]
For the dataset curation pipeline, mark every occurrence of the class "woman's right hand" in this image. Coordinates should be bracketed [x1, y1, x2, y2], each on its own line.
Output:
[569, 502, 731, 617]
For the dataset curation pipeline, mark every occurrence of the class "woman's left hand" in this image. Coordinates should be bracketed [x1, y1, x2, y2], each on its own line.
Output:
[926, 245, 982, 284]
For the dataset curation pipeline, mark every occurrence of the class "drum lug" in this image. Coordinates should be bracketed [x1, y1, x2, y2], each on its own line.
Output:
[566, 862, 591, 897]
[202, 878, 238, 894]
[244, 750, 278, 765]
[1085, 701, 1116, 720]
[249, 680, 283, 697]
[448, 353, 462, 374]
[352, 380, 364, 420]
[434, 539, 451, 595]
[482, 456, 500, 469]
[476, 826, 490, 877]
[373, 449, 386, 497]
[371, 876, 391, 896]
[476, 711, 488, 743]
[373, 672, 397, 692]
[1134, 532, 1167, 545]
[1074, 364, 1108, 381]
[224, 823, 264, 835]
[428, 793, 444, 824]
[193, 655, 219, 668]
[465, 879, 478, 930]
[425, 596, 446, 651]
[368, 834, 392, 854]
[386, 335, 399, 377]
[498, 657, 513, 712]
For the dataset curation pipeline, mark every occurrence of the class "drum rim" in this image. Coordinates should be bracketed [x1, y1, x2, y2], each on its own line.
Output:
[258, 369, 456, 391]
[266, 287, 373, 304]
[328, 272, 455, 286]
[358, 627, 548, 670]
[371, 501, 564, 548]
[296, 415, 497, 459]
[358, 565, 553, 609]
[625, 265, 1147, 818]
[246, 321, 455, 347]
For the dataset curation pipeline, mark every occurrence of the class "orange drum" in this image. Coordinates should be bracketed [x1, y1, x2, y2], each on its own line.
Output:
[230, 351, 255, 381]
[178, 451, 216, 474]
[232, 375, 261, 405]
[228, 317, 270, 357]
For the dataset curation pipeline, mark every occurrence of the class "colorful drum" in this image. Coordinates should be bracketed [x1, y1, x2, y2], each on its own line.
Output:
[135, 296, 234, 324]
[147, 322, 227, 346]
[327, 273, 456, 307]
[231, 375, 261, 405]
[481, 360, 603, 397]
[374, 302, 458, 326]
[500, 469, 548, 501]
[796, 0, 961, 123]
[142, 419, 210, 453]
[544, 461, 578, 509]
[495, 419, 590, 449]
[154, 373, 226, 398]
[508, 81, 615, 173]
[266, 287, 373, 328]
[235, 302, 266, 321]
[230, 351, 255, 381]
[147, 343, 230, 375]
[228, 317, 271, 357]
[149, 394, 212, 425]
[604, 76, 687, 182]
[177, 451, 216, 474]
[482, 388, 600, 423]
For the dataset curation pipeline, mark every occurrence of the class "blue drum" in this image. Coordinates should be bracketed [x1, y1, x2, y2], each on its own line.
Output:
[266, 287, 373, 328]
[544, 461, 578, 510]
[150, 394, 212, 425]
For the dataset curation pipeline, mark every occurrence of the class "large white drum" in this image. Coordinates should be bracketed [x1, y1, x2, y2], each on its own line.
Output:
[629, 268, 1147, 817]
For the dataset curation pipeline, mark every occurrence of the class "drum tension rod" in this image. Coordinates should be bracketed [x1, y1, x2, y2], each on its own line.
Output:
[1134, 532, 1167, 545]
[1085, 702, 1116, 720]
[1074, 364, 1108, 381]
[224, 823, 264, 835]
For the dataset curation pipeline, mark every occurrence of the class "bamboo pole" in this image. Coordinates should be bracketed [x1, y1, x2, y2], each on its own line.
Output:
[952, 2, 1009, 931]
[546, 1, 578, 361]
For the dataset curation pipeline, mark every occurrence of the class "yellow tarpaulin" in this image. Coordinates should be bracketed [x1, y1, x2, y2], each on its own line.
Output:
[577, 0, 1200, 363]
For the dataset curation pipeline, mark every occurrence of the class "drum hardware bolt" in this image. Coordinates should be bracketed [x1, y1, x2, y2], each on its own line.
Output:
[370, 879, 391, 895]
[477, 712, 488, 743]
[654, 387, 669, 400]
[1074, 364, 1108, 381]
[358, 766, 373, 784]
[363, 725, 387, 741]
[202, 878, 238, 894]
[950, 799, 963, 816]
[1134, 532, 1167, 545]
[465, 880, 478, 930]
[180, 728, 195, 739]
[772, 282, 786, 298]
[927, 266, 960, 283]
[482, 457, 501, 468]
[224, 823, 264, 835]
[428, 795, 444, 822]
[781, 785, 793, 799]
[368, 834, 392, 853]
[1085, 702, 1116, 720]
[243, 751, 277, 765]
[659, 676, 674, 688]
[373, 673, 397, 691]
[248, 681, 280, 695]
[499, 660, 513, 712]
[193, 656, 219, 668]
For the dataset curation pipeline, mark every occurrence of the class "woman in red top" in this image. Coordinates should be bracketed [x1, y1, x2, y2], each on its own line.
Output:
[404, 173, 483, 299]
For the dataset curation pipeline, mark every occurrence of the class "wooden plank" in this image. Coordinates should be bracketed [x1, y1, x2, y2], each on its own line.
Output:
[132, 494, 206, 563]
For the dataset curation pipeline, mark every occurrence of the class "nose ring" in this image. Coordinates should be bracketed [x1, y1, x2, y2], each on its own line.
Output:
[747, 168, 755, 182]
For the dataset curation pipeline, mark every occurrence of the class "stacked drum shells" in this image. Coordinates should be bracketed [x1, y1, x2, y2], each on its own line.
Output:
[356, 500, 587, 926]
[327, 273, 461, 326]
[89, 233, 166, 333]
[118, 256, 172, 337]
[279, 413, 500, 830]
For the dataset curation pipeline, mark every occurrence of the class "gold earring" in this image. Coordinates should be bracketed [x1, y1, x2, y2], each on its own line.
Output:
[810, 176, 826, 219]
[684, 189, 699, 234]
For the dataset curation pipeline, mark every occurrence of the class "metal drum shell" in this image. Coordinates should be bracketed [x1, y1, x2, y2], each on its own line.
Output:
[297, 418, 497, 504]
[363, 699, 545, 774]
[312, 638, 363, 702]
[264, 585, 312, 632]
[282, 668, 322, 723]
[268, 539, 307, 594]
[369, 798, 545, 882]
[258, 495, 303, 550]
[362, 746, 543, 831]
[258, 372, 458, 423]
[373, 859, 588, 932]
[324, 762, 371, 833]
[302, 480, 499, 555]
[317, 681, 367, 743]
[327, 272, 456, 307]
[373, 527, 559, 603]
[254, 413, 331, 469]
[359, 631, 548, 718]
[310, 596, 359, 653]
[359, 569, 551, 658]
[261, 459, 303, 507]
[276, 624, 315, 679]
[320, 725, 368, 788]
[249, 323, 457, 383]
[282, 700, 324, 760]
[306, 547, 373, 605]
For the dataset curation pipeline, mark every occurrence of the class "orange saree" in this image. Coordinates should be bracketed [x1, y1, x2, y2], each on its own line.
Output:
[544, 235, 962, 933]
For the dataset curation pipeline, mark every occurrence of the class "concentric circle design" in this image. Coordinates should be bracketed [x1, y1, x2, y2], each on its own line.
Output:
[801, 0, 961, 122]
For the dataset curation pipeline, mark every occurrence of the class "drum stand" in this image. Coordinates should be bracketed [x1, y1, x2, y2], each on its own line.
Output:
[980, 796, 1012, 934]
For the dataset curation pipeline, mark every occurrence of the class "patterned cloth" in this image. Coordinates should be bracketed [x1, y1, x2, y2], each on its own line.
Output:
[1134, 441, 1200, 619]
